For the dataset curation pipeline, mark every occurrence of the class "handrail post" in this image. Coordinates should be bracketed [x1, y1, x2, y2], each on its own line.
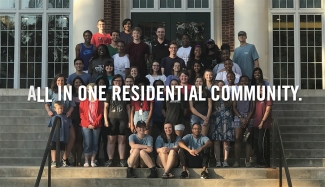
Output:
[48, 149, 51, 187]
[56, 119, 61, 168]
[272, 118, 276, 169]
[279, 138, 282, 187]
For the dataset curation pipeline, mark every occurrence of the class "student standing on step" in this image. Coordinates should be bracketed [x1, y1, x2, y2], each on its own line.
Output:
[253, 83, 272, 168]
[178, 123, 212, 179]
[48, 102, 72, 167]
[213, 45, 242, 76]
[120, 18, 133, 44]
[125, 27, 151, 77]
[45, 74, 76, 167]
[146, 61, 166, 86]
[67, 58, 92, 86]
[113, 40, 130, 79]
[107, 30, 120, 57]
[88, 44, 112, 83]
[126, 121, 158, 178]
[104, 75, 130, 167]
[155, 123, 180, 179]
[165, 61, 181, 86]
[161, 41, 185, 76]
[75, 30, 95, 73]
[91, 19, 111, 47]
[79, 83, 103, 167]
[177, 34, 192, 66]
[151, 26, 170, 64]
[215, 59, 241, 85]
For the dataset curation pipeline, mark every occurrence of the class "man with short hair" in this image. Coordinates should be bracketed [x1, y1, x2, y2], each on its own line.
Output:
[91, 19, 111, 47]
[67, 58, 92, 85]
[108, 30, 120, 57]
[125, 27, 151, 77]
[232, 31, 259, 79]
[178, 123, 212, 179]
[161, 41, 185, 76]
[126, 121, 158, 178]
[75, 30, 95, 72]
[151, 27, 170, 64]
[113, 41, 130, 79]
[176, 34, 192, 66]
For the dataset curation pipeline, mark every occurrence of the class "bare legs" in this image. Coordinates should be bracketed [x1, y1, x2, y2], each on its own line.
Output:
[156, 150, 178, 174]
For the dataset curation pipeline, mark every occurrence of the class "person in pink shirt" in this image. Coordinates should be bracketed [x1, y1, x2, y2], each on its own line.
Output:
[91, 19, 112, 47]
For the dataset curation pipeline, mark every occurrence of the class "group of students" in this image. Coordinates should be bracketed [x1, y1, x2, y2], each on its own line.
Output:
[44, 18, 273, 179]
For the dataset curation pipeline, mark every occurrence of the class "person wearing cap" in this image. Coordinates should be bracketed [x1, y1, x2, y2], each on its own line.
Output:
[205, 39, 222, 69]
[126, 121, 158, 178]
[151, 26, 170, 64]
[232, 31, 259, 79]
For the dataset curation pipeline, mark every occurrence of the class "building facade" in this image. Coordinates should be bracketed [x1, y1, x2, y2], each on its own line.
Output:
[0, 0, 324, 90]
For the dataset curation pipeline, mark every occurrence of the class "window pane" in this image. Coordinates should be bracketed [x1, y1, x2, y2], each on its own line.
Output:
[300, 0, 306, 8]
[287, 0, 293, 8]
[314, 0, 321, 8]
[49, 0, 70, 8]
[272, 0, 293, 8]
[21, 0, 43, 8]
[195, 0, 201, 8]
[133, 0, 139, 8]
[0, 0, 15, 8]
[202, 0, 208, 8]
[272, 0, 279, 8]
[280, 0, 286, 8]
[147, 0, 154, 8]
[140, 0, 146, 8]
[175, 0, 181, 8]
[300, 0, 321, 8]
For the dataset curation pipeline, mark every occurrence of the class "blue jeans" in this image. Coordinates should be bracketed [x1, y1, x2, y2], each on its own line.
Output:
[82, 127, 101, 156]
[190, 115, 205, 126]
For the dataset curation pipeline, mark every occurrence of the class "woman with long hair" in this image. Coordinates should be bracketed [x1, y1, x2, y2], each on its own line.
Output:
[155, 123, 180, 179]
[146, 61, 167, 86]
[188, 61, 204, 84]
[165, 61, 181, 86]
[203, 69, 214, 91]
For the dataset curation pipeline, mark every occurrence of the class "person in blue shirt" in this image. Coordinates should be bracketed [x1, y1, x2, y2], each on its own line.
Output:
[126, 121, 158, 178]
[48, 102, 72, 167]
[178, 123, 212, 179]
[155, 123, 181, 179]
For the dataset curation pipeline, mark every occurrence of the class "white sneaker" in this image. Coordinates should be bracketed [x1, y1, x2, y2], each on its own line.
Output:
[216, 162, 222, 167]
[223, 161, 229, 167]
[91, 161, 97, 167]
[84, 162, 89, 167]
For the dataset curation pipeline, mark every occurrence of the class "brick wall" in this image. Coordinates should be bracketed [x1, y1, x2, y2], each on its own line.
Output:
[222, 0, 235, 51]
[104, 0, 120, 33]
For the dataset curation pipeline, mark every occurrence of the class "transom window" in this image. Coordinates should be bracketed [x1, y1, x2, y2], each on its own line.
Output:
[132, 0, 211, 9]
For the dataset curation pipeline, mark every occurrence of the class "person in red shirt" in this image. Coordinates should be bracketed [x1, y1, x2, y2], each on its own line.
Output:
[79, 83, 103, 167]
[91, 19, 112, 47]
[253, 82, 272, 168]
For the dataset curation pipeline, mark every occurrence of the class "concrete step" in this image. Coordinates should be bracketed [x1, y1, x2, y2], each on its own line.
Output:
[0, 140, 47, 149]
[0, 149, 44, 157]
[0, 157, 43, 166]
[277, 117, 325, 125]
[276, 97, 325, 103]
[0, 116, 48, 125]
[0, 125, 48, 133]
[281, 141, 325, 149]
[281, 133, 325, 141]
[273, 103, 325, 110]
[279, 125, 325, 133]
[283, 149, 325, 158]
[0, 96, 39, 102]
[285, 158, 325, 167]
[0, 132, 49, 141]
[0, 110, 46, 117]
[0, 102, 45, 110]
[2, 178, 319, 187]
[273, 110, 325, 118]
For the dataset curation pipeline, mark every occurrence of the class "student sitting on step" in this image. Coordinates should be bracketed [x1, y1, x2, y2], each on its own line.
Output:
[126, 121, 158, 178]
[48, 102, 72, 167]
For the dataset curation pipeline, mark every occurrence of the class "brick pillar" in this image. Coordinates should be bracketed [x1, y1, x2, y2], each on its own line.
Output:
[222, 0, 235, 52]
[104, 0, 121, 33]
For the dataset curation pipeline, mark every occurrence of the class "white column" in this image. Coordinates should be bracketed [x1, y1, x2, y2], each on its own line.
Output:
[234, 0, 269, 80]
[71, 0, 104, 74]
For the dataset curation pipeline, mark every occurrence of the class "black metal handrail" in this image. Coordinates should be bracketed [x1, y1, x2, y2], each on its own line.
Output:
[272, 118, 292, 187]
[35, 116, 61, 187]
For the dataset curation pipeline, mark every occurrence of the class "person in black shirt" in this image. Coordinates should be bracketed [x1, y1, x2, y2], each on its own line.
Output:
[187, 44, 209, 74]
[151, 26, 170, 64]
[205, 39, 222, 69]
[161, 41, 186, 76]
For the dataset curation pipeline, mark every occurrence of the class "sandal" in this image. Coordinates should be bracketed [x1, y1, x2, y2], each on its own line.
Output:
[168, 173, 175, 178]
[162, 173, 169, 179]
[255, 164, 266, 168]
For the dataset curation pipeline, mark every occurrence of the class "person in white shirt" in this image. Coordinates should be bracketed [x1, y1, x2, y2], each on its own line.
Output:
[146, 61, 166, 86]
[215, 59, 241, 85]
[176, 34, 192, 66]
[112, 40, 130, 79]
[213, 46, 242, 76]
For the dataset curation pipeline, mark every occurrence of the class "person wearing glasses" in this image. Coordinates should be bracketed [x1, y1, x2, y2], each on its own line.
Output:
[161, 41, 185, 76]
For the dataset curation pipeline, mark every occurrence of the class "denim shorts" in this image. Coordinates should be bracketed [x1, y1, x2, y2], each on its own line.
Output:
[134, 111, 153, 126]
[190, 115, 205, 126]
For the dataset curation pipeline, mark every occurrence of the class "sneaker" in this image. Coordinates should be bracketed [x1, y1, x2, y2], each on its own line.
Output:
[118, 159, 127, 167]
[233, 161, 240, 168]
[245, 162, 251, 168]
[147, 167, 158, 178]
[223, 161, 229, 167]
[61, 159, 70, 167]
[200, 170, 209, 179]
[179, 170, 189, 179]
[126, 167, 136, 178]
[51, 161, 56, 168]
[216, 162, 222, 167]
[91, 161, 97, 167]
[84, 162, 89, 167]
[105, 160, 113, 167]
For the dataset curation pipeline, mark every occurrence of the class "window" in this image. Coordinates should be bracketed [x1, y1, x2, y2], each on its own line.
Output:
[300, 15, 322, 89]
[272, 15, 295, 86]
[0, 0, 15, 9]
[21, 0, 43, 8]
[0, 15, 15, 88]
[160, 0, 181, 8]
[299, 0, 321, 8]
[188, 0, 209, 8]
[20, 15, 42, 88]
[49, 0, 70, 8]
[47, 15, 69, 86]
[272, 0, 294, 8]
[133, 0, 154, 8]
